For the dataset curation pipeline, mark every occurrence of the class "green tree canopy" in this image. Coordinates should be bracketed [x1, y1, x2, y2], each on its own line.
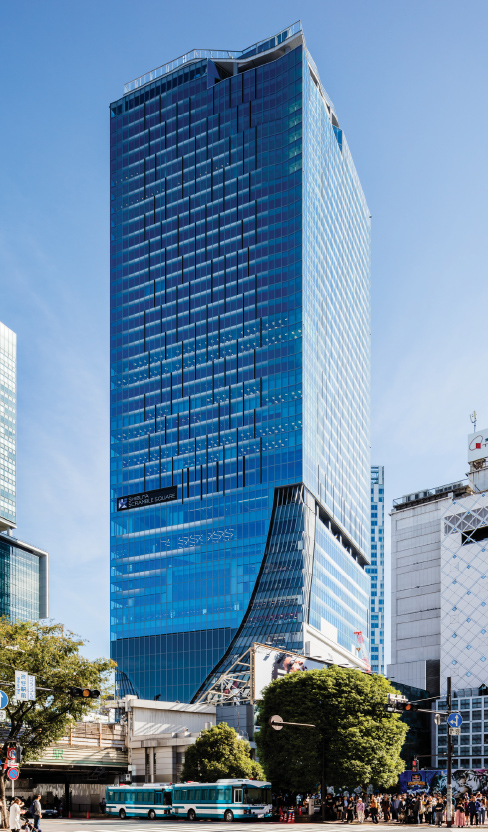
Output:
[181, 722, 264, 782]
[255, 666, 407, 793]
[0, 620, 115, 828]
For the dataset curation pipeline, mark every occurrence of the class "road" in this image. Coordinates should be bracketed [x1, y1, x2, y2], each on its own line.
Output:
[39, 820, 425, 832]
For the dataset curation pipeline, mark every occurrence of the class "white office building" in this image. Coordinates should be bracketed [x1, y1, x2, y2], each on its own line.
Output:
[389, 429, 488, 769]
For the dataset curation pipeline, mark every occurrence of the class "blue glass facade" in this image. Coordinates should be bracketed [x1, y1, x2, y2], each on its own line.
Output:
[110, 24, 371, 702]
[367, 465, 384, 673]
[0, 322, 16, 530]
[0, 535, 41, 622]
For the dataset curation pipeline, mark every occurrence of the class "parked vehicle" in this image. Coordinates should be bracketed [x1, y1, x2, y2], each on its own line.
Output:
[106, 779, 273, 821]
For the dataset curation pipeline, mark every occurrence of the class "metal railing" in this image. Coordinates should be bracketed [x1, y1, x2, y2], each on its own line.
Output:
[124, 21, 302, 93]
[393, 480, 468, 507]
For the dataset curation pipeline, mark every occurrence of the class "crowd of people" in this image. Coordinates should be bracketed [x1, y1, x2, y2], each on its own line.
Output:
[277, 792, 488, 825]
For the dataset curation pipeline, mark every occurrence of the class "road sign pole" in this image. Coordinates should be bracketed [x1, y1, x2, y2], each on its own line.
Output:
[446, 677, 452, 828]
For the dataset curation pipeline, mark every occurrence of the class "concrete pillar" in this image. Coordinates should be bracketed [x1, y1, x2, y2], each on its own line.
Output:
[149, 747, 155, 783]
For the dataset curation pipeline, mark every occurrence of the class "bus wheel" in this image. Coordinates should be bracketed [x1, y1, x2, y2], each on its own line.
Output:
[119, 809, 127, 819]
[224, 809, 234, 822]
[187, 809, 196, 821]
[148, 810, 156, 820]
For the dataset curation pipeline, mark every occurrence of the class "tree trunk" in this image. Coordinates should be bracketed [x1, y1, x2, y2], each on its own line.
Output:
[0, 772, 8, 830]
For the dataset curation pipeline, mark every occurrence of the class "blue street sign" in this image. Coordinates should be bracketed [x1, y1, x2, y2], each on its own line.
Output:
[0, 691, 8, 709]
[447, 712, 463, 728]
[7, 767, 19, 781]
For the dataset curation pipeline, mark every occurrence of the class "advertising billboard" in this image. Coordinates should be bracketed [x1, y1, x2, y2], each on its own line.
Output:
[399, 769, 488, 796]
[253, 643, 329, 700]
[468, 430, 488, 463]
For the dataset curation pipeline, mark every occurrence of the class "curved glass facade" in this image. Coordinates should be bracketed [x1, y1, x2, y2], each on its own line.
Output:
[110, 27, 371, 702]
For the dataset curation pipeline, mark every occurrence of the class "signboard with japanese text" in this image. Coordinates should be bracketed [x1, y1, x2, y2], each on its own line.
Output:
[14, 670, 36, 701]
[117, 485, 177, 511]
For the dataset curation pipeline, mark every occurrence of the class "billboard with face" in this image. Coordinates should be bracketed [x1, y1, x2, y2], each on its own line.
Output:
[253, 643, 329, 700]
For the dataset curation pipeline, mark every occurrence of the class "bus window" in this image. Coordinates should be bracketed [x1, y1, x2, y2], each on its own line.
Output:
[146, 792, 154, 804]
[208, 789, 216, 801]
[233, 789, 243, 803]
[128, 792, 135, 804]
[194, 790, 201, 801]
[217, 789, 224, 800]
[155, 793, 161, 805]
[174, 790, 181, 801]
[137, 792, 144, 803]
[107, 792, 113, 801]
[201, 789, 208, 801]
[224, 787, 231, 801]
[244, 787, 272, 805]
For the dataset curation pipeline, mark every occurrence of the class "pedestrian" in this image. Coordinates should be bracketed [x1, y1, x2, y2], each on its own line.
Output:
[347, 800, 355, 824]
[434, 795, 444, 827]
[382, 795, 391, 823]
[30, 795, 42, 831]
[412, 795, 421, 825]
[479, 796, 486, 826]
[468, 797, 479, 826]
[455, 797, 466, 828]
[9, 798, 24, 832]
[425, 796, 434, 825]
[99, 796, 106, 814]
[391, 795, 400, 823]
[370, 795, 379, 824]
[357, 798, 365, 824]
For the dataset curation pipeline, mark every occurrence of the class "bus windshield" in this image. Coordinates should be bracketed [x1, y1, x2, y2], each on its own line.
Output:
[244, 787, 272, 805]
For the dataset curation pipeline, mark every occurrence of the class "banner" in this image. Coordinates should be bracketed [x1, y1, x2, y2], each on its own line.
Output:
[253, 643, 329, 700]
[399, 770, 488, 795]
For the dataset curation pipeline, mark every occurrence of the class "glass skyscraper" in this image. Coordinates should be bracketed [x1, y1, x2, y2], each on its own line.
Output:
[0, 321, 49, 622]
[367, 466, 384, 674]
[0, 322, 16, 531]
[110, 23, 371, 702]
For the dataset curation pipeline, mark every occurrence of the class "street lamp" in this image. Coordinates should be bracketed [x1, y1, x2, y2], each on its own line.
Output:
[269, 715, 326, 820]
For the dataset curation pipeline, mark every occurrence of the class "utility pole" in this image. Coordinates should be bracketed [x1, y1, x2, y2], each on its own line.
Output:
[446, 677, 452, 829]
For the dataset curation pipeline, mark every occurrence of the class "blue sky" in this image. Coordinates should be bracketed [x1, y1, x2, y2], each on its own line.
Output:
[1, 0, 487, 662]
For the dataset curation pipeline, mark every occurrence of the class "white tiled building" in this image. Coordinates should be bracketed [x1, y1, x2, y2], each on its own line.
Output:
[388, 429, 488, 769]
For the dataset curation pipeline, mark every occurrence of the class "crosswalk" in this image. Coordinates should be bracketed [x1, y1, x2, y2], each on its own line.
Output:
[40, 821, 412, 832]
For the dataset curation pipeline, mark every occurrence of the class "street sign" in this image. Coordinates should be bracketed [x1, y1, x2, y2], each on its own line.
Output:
[269, 715, 283, 731]
[0, 710, 6, 722]
[447, 712, 463, 728]
[0, 691, 8, 709]
[449, 727, 461, 736]
[15, 670, 36, 702]
[7, 767, 19, 781]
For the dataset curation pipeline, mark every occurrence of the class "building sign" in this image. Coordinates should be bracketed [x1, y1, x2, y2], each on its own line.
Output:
[468, 430, 488, 463]
[117, 485, 178, 512]
[15, 670, 36, 701]
[253, 643, 329, 700]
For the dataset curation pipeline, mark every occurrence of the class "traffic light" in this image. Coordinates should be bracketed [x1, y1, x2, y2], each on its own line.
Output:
[69, 687, 100, 698]
[384, 694, 419, 713]
[412, 757, 419, 772]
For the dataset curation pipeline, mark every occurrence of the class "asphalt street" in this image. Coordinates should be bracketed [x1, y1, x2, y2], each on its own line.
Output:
[38, 820, 437, 832]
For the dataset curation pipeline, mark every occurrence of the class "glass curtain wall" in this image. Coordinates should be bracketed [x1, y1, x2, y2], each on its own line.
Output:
[110, 30, 371, 702]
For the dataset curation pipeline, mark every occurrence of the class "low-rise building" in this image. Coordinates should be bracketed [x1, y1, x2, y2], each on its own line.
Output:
[120, 696, 216, 783]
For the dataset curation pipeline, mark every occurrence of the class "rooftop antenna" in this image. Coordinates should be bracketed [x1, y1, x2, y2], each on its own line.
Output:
[470, 411, 478, 432]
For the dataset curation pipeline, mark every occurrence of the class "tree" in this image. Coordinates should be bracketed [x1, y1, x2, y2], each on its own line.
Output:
[181, 722, 264, 782]
[0, 620, 115, 829]
[255, 666, 407, 793]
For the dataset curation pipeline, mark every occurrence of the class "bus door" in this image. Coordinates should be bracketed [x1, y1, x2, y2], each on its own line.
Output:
[233, 788, 243, 804]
